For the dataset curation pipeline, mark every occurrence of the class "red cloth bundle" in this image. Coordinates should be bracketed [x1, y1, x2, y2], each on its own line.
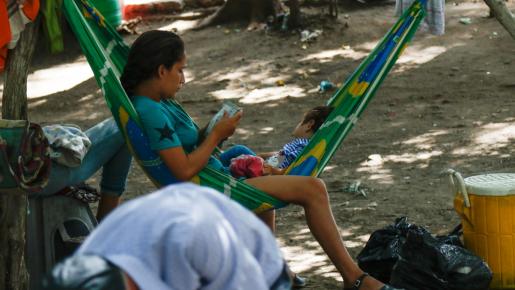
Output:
[229, 154, 264, 179]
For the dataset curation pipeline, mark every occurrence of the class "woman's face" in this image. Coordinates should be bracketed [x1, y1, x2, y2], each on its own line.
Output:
[160, 55, 186, 99]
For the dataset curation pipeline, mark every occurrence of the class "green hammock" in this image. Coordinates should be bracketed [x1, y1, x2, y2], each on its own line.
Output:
[63, 0, 426, 213]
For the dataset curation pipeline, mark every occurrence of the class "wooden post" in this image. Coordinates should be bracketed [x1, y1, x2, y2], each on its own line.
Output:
[0, 15, 41, 290]
[483, 0, 515, 40]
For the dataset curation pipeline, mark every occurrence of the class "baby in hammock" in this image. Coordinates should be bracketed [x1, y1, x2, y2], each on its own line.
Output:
[220, 106, 333, 178]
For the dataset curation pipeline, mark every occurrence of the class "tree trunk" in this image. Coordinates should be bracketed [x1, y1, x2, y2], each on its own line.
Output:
[2, 18, 40, 119]
[0, 15, 41, 290]
[0, 194, 30, 290]
[195, 0, 280, 29]
[483, 0, 515, 40]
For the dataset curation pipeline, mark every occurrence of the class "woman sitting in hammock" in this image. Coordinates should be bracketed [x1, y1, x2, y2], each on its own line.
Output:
[121, 30, 400, 290]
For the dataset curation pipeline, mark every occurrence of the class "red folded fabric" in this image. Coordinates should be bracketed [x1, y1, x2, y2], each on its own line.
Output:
[229, 155, 264, 179]
[22, 0, 40, 20]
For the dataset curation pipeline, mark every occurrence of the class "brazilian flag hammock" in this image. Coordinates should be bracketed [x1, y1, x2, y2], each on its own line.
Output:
[63, 0, 427, 213]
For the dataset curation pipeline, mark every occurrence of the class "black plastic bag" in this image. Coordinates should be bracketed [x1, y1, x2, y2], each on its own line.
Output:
[390, 229, 492, 290]
[357, 217, 423, 283]
[435, 224, 463, 248]
[358, 217, 470, 285]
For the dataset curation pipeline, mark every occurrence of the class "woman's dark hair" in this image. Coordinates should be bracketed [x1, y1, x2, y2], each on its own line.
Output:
[302, 106, 333, 132]
[121, 30, 185, 96]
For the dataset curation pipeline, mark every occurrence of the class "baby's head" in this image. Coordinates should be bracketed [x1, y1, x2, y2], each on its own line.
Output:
[292, 106, 333, 138]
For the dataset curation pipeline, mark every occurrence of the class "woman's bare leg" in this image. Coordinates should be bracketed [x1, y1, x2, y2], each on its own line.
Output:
[258, 209, 276, 233]
[245, 175, 384, 289]
[96, 194, 121, 222]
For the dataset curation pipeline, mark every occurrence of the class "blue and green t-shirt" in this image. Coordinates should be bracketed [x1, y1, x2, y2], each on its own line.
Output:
[132, 96, 224, 172]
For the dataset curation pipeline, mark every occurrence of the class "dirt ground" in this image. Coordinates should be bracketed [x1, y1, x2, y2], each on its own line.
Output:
[2, 0, 515, 288]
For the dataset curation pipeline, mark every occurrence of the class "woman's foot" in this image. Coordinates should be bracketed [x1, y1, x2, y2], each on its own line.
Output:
[292, 274, 307, 288]
[343, 273, 403, 290]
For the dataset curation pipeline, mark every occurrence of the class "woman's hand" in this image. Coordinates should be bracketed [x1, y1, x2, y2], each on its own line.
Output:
[263, 164, 286, 175]
[159, 111, 242, 181]
[212, 111, 242, 141]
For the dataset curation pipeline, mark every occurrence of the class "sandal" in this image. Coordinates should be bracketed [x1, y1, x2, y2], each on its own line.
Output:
[344, 273, 370, 290]
[292, 274, 307, 288]
[343, 273, 405, 290]
[56, 182, 100, 203]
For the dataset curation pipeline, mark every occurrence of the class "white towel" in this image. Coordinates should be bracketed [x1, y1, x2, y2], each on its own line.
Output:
[395, 0, 445, 35]
[43, 124, 91, 167]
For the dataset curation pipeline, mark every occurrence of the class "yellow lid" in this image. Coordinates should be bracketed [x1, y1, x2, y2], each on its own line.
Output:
[464, 173, 515, 196]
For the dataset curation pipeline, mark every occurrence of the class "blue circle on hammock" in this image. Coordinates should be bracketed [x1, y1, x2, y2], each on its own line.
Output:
[289, 156, 318, 176]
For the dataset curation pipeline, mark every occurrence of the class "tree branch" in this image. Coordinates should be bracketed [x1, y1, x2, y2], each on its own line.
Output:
[483, 0, 515, 40]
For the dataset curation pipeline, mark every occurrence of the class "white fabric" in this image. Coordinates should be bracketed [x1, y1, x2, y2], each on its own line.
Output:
[77, 183, 284, 290]
[395, 0, 445, 35]
[43, 124, 91, 167]
[7, 5, 32, 49]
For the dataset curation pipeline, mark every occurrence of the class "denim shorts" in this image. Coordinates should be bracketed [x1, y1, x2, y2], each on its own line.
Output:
[37, 118, 132, 197]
